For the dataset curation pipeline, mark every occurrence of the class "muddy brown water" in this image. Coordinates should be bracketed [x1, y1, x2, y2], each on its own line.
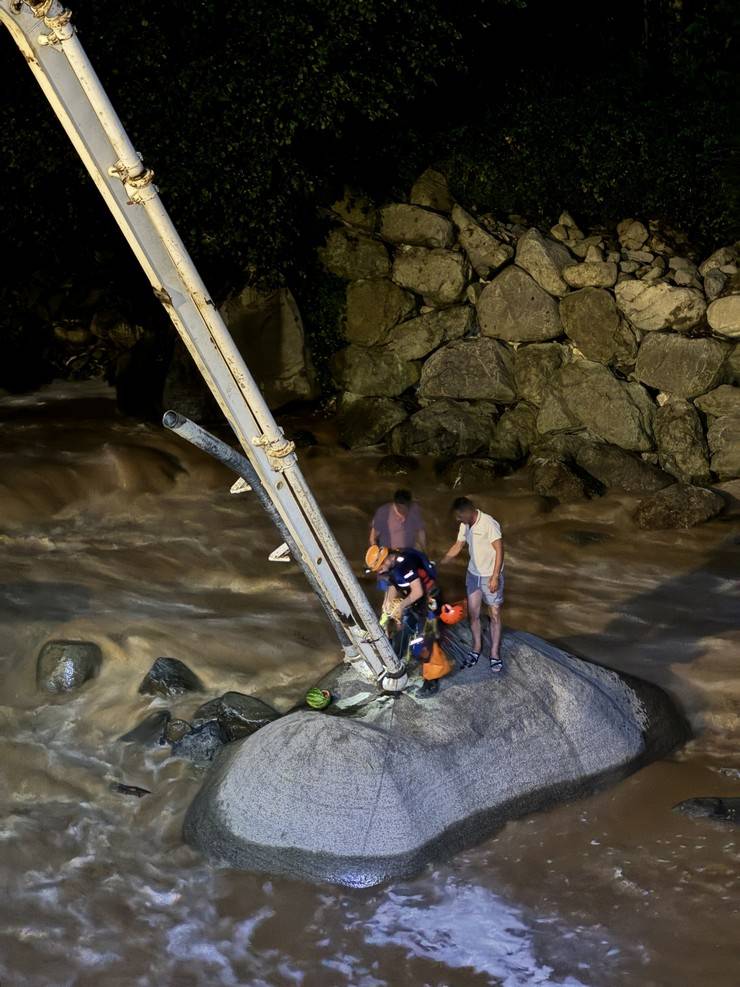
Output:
[0, 381, 738, 987]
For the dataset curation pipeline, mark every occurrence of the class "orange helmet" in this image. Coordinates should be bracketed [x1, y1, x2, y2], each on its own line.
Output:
[440, 601, 467, 625]
[365, 545, 390, 572]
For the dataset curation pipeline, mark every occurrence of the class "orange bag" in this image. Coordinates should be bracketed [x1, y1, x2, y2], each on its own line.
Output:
[422, 641, 454, 681]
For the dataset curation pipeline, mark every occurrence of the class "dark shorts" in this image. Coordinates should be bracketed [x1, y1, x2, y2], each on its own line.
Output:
[466, 570, 504, 607]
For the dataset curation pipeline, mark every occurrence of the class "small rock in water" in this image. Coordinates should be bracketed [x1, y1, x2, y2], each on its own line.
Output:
[37, 640, 102, 693]
[111, 782, 151, 798]
[139, 657, 203, 697]
[171, 721, 224, 765]
[165, 718, 191, 743]
[191, 692, 280, 742]
[376, 454, 420, 477]
[673, 797, 740, 824]
[119, 710, 171, 746]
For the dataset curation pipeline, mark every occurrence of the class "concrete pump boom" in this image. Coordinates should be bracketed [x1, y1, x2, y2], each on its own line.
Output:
[1, 0, 408, 692]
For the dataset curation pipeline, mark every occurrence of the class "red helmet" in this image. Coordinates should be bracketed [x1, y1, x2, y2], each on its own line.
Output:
[440, 601, 467, 625]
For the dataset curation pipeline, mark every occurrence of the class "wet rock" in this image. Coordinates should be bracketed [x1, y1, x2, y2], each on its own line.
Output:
[562, 262, 618, 289]
[191, 692, 281, 742]
[698, 246, 737, 277]
[37, 640, 102, 693]
[707, 295, 740, 338]
[634, 334, 729, 399]
[513, 342, 567, 405]
[119, 710, 171, 746]
[477, 266, 563, 342]
[165, 718, 191, 743]
[575, 441, 672, 493]
[319, 228, 390, 280]
[537, 361, 655, 452]
[171, 721, 224, 765]
[560, 288, 637, 367]
[184, 631, 687, 886]
[345, 279, 416, 346]
[488, 403, 538, 461]
[386, 305, 474, 361]
[515, 228, 573, 297]
[418, 338, 515, 403]
[389, 401, 490, 457]
[139, 657, 203, 698]
[531, 460, 587, 501]
[617, 219, 649, 251]
[694, 385, 740, 419]
[376, 454, 419, 477]
[331, 345, 420, 397]
[392, 246, 470, 306]
[703, 268, 728, 301]
[409, 168, 453, 212]
[633, 484, 725, 529]
[336, 395, 407, 448]
[654, 399, 711, 484]
[707, 414, 740, 479]
[614, 280, 706, 333]
[452, 205, 514, 278]
[111, 782, 151, 798]
[380, 204, 454, 249]
[328, 188, 377, 231]
[440, 457, 501, 491]
[673, 797, 740, 824]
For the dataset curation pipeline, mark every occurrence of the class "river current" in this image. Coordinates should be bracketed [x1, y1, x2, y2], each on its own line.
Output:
[0, 381, 738, 987]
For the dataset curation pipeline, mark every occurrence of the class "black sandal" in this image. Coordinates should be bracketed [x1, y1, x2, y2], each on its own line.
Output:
[489, 656, 503, 673]
[463, 650, 480, 669]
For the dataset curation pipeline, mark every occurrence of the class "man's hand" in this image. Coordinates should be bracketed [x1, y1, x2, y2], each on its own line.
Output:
[488, 574, 499, 594]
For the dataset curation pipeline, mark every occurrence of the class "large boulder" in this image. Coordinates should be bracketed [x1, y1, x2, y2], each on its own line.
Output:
[386, 306, 473, 361]
[477, 267, 563, 342]
[379, 204, 454, 249]
[409, 168, 453, 212]
[614, 281, 707, 332]
[634, 333, 729, 399]
[336, 396, 408, 448]
[654, 399, 711, 484]
[634, 484, 725, 529]
[451, 205, 514, 278]
[515, 229, 573, 297]
[513, 342, 567, 405]
[698, 246, 737, 277]
[559, 288, 638, 367]
[488, 403, 538, 461]
[617, 219, 649, 251]
[531, 459, 588, 501]
[536, 361, 656, 451]
[331, 345, 420, 397]
[440, 457, 501, 491]
[418, 338, 515, 403]
[707, 414, 740, 479]
[389, 401, 490, 457]
[345, 279, 416, 346]
[706, 295, 740, 338]
[319, 228, 390, 280]
[183, 631, 686, 886]
[574, 441, 673, 493]
[37, 640, 102, 693]
[694, 385, 740, 419]
[220, 286, 319, 408]
[392, 246, 470, 306]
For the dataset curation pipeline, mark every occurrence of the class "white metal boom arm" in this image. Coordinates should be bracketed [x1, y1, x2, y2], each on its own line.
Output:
[1, 0, 407, 691]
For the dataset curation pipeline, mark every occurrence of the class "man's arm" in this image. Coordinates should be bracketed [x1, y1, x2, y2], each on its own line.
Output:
[488, 538, 504, 592]
[399, 577, 424, 610]
[369, 524, 379, 547]
[439, 540, 465, 565]
[416, 525, 427, 551]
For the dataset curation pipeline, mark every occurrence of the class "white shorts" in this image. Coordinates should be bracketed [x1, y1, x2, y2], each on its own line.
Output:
[466, 570, 504, 607]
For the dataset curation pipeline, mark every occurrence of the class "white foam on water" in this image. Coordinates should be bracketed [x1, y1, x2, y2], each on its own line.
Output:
[361, 880, 591, 987]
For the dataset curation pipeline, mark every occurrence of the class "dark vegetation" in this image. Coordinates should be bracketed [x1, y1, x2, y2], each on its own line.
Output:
[1, 0, 737, 392]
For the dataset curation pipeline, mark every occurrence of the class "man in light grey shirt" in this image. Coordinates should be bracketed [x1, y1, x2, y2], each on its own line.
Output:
[439, 496, 505, 672]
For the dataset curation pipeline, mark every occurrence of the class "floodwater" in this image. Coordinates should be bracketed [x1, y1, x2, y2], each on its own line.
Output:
[0, 381, 738, 987]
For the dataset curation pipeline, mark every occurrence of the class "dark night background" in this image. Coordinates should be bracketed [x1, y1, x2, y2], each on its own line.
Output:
[1, 0, 738, 393]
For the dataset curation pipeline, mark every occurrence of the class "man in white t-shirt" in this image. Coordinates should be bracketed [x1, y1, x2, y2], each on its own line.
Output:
[439, 496, 505, 672]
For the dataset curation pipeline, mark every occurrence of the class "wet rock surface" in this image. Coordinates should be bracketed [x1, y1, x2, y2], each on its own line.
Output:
[633, 484, 725, 530]
[138, 657, 203, 698]
[37, 640, 102, 693]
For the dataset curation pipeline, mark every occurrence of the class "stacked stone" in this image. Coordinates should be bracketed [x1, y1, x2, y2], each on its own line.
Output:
[320, 171, 739, 524]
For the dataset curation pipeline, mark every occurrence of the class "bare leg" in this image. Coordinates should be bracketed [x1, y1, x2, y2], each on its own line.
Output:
[487, 604, 502, 661]
[467, 589, 483, 654]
